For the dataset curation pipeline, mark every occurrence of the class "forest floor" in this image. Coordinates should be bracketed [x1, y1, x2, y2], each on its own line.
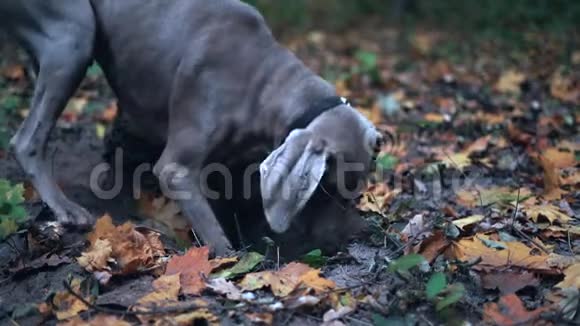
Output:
[0, 25, 579, 325]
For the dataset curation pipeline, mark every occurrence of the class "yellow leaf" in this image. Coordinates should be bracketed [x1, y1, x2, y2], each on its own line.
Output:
[77, 239, 113, 272]
[169, 309, 220, 326]
[440, 152, 471, 170]
[556, 263, 580, 289]
[240, 262, 317, 297]
[446, 234, 557, 274]
[299, 269, 336, 293]
[452, 215, 485, 230]
[136, 274, 181, 308]
[523, 203, 571, 224]
[495, 70, 526, 94]
[52, 279, 91, 320]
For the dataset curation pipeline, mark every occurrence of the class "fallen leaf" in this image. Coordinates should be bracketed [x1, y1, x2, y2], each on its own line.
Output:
[98, 101, 118, 123]
[439, 152, 471, 170]
[299, 269, 336, 293]
[323, 306, 354, 324]
[209, 256, 239, 272]
[456, 186, 532, 208]
[409, 231, 450, 262]
[77, 239, 112, 272]
[246, 312, 274, 325]
[550, 68, 580, 104]
[171, 309, 220, 326]
[482, 272, 540, 294]
[52, 279, 91, 320]
[484, 294, 550, 325]
[165, 246, 212, 295]
[358, 182, 399, 214]
[401, 214, 431, 239]
[452, 215, 485, 230]
[537, 154, 566, 200]
[446, 234, 557, 274]
[495, 70, 526, 94]
[543, 147, 577, 169]
[1, 64, 25, 80]
[206, 278, 243, 301]
[556, 263, 580, 289]
[240, 262, 333, 297]
[60, 315, 132, 326]
[80, 215, 165, 281]
[212, 252, 264, 279]
[523, 203, 572, 224]
[137, 274, 181, 307]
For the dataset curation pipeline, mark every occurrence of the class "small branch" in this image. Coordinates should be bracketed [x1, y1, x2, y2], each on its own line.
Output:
[63, 281, 207, 316]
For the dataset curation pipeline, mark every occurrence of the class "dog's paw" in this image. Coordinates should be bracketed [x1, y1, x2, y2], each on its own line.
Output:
[208, 238, 235, 258]
[53, 200, 95, 228]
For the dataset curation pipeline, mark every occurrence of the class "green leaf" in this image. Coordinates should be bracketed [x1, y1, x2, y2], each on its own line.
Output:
[0, 218, 19, 241]
[478, 236, 507, 250]
[211, 252, 264, 279]
[300, 249, 327, 268]
[436, 283, 465, 311]
[426, 272, 447, 299]
[355, 50, 378, 72]
[376, 154, 398, 170]
[373, 314, 414, 326]
[388, 254, 426, 273]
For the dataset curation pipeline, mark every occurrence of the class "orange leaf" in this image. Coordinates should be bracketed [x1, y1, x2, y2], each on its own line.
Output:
[536, 154, 565, 200]
[484, 294, 550, 326]
[165, 246, 212, 295]
[81, 215, 165, 279]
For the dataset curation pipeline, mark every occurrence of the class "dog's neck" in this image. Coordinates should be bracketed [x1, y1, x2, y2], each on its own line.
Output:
[256, 46, 337, 146]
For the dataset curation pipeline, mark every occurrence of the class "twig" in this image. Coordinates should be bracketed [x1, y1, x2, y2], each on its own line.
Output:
[63, 281, 207, 316]
[443, 151, 484, 207]
[512, 227, 550, 254]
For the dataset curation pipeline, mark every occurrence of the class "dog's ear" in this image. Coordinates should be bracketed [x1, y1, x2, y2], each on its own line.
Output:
[260, 129, 328, 233]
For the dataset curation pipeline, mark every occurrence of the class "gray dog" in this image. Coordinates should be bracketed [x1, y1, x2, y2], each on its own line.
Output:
[0, 0, 382, 255]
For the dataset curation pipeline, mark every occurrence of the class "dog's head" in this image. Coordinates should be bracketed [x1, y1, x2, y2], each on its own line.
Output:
[260, 104, 382, 235]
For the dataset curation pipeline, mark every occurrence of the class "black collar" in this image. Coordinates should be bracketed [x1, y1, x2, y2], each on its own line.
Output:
[286, 96, 351, 132]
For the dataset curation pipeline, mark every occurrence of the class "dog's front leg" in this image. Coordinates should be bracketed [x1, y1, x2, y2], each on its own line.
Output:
[154, 161, 232, 256]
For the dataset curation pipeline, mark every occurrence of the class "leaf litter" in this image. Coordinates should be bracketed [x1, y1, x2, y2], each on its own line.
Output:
[0, 21, 579, 326]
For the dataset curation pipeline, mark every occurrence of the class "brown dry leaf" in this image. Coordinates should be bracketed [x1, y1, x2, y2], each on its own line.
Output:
[1, 64, 25, 80]
[239, 262, 327, 297]
[484, 294, 550, 325]
[495, 70, 526, 94]
[465, 135, 492, 154]
[550, 68, 580, 104]
[52, 279, 91, 320]
[537, 154, 566, 200]
[543, 147, 577, 169]
[81, 215, 165, 279]
[206, 278, 243, 301]
[170, 309, 220, 326]
[98, 101, 118, 123]
[446, 234, 557, 274]
[138, 194, 191, 243]
[556, 263, 580, 289]
[165, 246, 212, 295]
[523, 203, 572, 224]
[358, 182, 399, 214]
[562, 170, 580, 186]
[77, 239, 112, 272]
[246, 312, 274, 325]
[60, 315, 132, 326]
[408, 231, 450, 263]
[424, 112, 446, 123]
[209, 256, 239, 272]
[455, 186, 531, 208]
[482, 272, 540, 294]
